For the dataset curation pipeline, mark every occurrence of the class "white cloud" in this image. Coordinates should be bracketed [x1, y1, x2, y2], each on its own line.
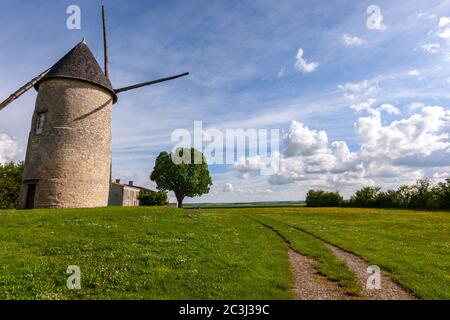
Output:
[294, 48, 318, 73]
[408, 69, 420, 77]
[421, 43, 440, 54]
[350, 99, 377, 113]
[222, 183, 234, 192]
[342, 34, 363, 46]
[437, 27, 450, 39]
[338, 80, 378, 100]
[283, 121, 328, 157]
[0, 134, 20, 164]
[438, 16, 450, 27]
[356, 105, 450, 159]
[379, 103, 400, 115]
[351, 100, 400, 115]
[263, 105, 450, 191]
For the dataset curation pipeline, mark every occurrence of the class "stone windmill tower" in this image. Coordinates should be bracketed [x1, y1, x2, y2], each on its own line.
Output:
[0, 6, 188, 209]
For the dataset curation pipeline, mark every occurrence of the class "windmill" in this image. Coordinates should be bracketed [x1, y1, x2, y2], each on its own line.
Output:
[0, 6, 188, 209]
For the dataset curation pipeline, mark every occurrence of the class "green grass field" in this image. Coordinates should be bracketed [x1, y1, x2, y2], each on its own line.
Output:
[0, 206, 448, 300]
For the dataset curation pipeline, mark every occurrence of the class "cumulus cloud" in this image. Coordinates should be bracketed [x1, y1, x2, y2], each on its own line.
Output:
[294, 48, 318, 73]
[0, 134, 20, 164]
[260, 104, 450, 191]
[357, 105, 450, 159]
[283, 121, 328, 157]
[222, 183, 234, 192]
[342, 34, 363, 46]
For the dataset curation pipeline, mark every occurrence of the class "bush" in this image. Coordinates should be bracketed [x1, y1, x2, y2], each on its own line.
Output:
[306, 190, 343, 207]
[0, 161, 24, 209]
[138, 191, 168, 206]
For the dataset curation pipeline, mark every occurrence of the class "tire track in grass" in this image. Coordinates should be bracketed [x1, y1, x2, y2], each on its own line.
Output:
[262, 216, 418, 300]
[288, 249, 351, 300]
[244, 214, 359, 299]
[325, 243, 417, 300]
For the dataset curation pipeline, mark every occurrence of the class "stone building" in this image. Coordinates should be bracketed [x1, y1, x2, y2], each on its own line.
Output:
[17, 40, 117, 209]
[108, 179, 154, 207]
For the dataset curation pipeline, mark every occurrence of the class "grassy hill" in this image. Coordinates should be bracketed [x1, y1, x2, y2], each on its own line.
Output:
[0, 206, 448, 299]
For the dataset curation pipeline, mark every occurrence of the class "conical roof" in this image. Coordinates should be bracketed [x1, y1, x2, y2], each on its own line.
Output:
[35, 40, 117, 103]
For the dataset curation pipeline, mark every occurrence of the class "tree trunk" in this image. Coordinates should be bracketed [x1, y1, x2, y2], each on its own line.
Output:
[176, 193, 184, 208]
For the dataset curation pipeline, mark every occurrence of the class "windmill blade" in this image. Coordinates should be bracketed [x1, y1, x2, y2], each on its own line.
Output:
[0, 68, 51, 111]
[101, 5, 109, 78]
[114, 72, 189, 94]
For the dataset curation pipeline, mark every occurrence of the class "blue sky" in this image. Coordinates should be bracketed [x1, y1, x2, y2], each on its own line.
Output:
[1, 0, 450, 203]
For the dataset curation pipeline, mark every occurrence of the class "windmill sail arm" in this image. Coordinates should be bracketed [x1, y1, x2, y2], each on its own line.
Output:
[114, 72, 189, 94]
[0, 67, 52, 111]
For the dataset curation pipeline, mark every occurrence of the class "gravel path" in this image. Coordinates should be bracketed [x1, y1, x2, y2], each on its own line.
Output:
[325, 244, 417, 300]
[288, 249, 351, 300]
[253, 218, 417, 300]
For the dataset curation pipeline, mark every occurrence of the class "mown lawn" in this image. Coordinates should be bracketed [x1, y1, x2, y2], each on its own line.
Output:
[233, 207, 450, 300]
[0, 207, 292, 299]
[0, 206, 448, 300]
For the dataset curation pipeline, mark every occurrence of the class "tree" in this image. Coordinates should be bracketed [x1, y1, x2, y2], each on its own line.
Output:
[375, 189, 401, 208]
[433, 179, 450, 209]
[306, 189, 343, 207]
[409, 179, 437, 209]
[350, 186, 381, 208]
[138, 191, 168, 206]
[0, 161, 24, 209]
[150, 148, 212, 208]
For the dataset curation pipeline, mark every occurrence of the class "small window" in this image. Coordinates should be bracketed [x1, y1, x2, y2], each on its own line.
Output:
[36, 113, 46, 134]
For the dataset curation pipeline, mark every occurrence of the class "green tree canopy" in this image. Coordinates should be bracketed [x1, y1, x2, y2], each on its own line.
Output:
[150, 148, 212, 208]
[0, 161, 24, 209]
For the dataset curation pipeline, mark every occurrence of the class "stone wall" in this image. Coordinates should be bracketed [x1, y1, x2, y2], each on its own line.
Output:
[17, 78, 113, 209]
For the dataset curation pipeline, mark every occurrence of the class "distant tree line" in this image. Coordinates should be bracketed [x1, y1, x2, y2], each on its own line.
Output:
[306, 178, 450, 210]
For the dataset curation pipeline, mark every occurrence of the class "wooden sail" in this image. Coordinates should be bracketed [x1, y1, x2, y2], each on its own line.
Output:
[0, 68, 51, 111]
